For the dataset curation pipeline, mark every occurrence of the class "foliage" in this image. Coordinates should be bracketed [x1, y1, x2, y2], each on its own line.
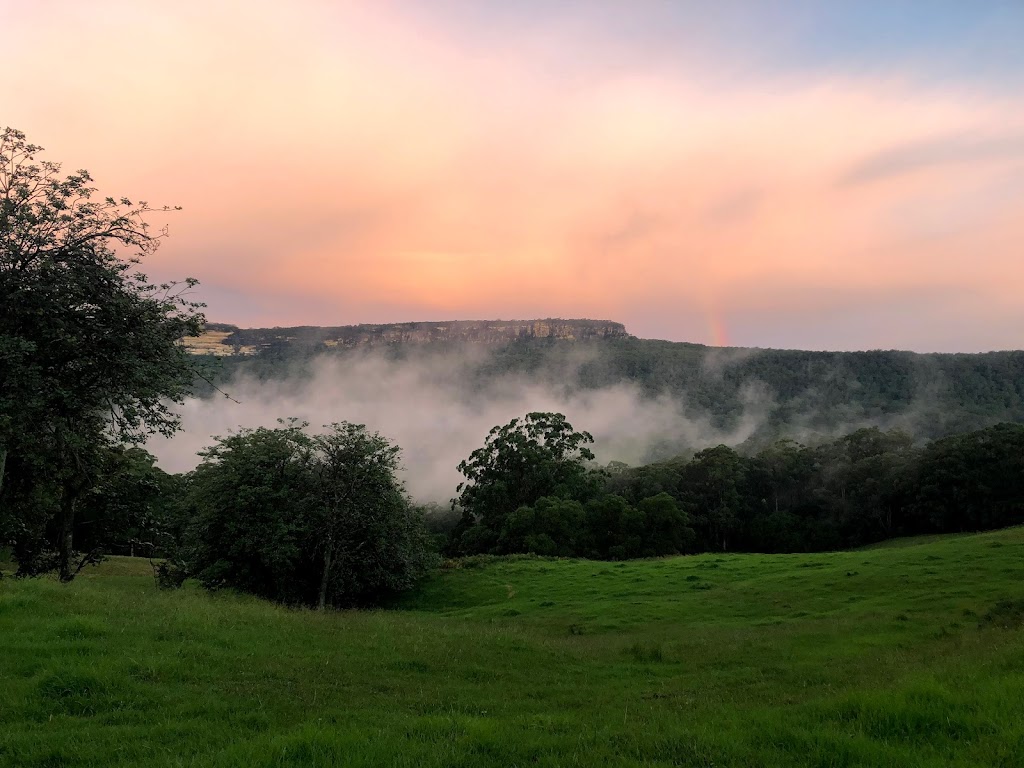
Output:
[497, 496, 585, 556]
[0, 127, 204, 580]
[451, 413, 701, 560]
[151, 558, 188, 590]
[184, 423, 313, 603]
[448, 410, 1024, 560]
[911, 423, 1024, 533]
[451, 412, 603, 553]
[184, 421, 436, 607]
[605, 424, 1024, 555]
[75, 446, 180, 557]
[305, 422, 437, 608]
[678, 445, 749, 552]
[579, 494, 646, 559]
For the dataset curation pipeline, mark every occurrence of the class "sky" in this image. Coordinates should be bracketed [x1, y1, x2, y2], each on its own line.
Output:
[4, 0, 1024, 352]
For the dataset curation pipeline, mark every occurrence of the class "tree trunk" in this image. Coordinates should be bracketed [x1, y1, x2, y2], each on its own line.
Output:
[58, 484, 81, 583]
[318, 537, 334, 610]
[0, 445, 7, 500]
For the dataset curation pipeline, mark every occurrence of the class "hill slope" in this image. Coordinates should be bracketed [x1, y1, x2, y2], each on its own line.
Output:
[187, 320, 1024, 443]
[3, 529, 1024, 766]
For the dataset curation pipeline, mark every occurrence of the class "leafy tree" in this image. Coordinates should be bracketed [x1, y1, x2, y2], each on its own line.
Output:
[840, 442, 916, 543]
[185, 423, 313, 603]
[75, 446, 180, 557]
[184, 421, 436, 608]
[912, 423, 1024, 533]
[444, 419, 1024, 561]
[0, 127, 203, 579]
[305, 422, 434, 609]
[680, 445, 749, 551]
[606, 457, 687, 505]
[750, 440, 811, 516]
[451, 412, 602, 554]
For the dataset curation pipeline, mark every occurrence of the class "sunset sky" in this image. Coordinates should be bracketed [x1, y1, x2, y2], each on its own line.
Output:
[5, 1, 1024, 352]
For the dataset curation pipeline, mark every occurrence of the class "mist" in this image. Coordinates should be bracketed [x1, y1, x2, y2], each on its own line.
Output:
[151, 350, 768, 503]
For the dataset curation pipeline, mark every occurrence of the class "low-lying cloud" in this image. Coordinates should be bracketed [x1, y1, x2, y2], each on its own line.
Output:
[152, 351, 767, 503]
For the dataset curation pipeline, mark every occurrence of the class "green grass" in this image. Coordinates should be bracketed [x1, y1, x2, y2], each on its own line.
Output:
[3, 530, 1024, 767]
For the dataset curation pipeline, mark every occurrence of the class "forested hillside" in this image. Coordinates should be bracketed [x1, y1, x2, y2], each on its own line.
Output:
[190, 326, 1024, 444]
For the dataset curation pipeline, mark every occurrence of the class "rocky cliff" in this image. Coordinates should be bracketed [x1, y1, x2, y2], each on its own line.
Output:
[184, 319, 629, 355]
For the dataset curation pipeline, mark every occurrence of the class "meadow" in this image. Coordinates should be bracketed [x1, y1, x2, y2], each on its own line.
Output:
[2, 529, 1024, 767]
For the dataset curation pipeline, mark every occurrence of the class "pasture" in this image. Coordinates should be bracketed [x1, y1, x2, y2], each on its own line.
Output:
[3, 528, 1024, 766]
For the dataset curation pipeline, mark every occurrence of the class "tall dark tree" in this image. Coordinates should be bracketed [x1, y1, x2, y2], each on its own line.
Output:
[0, 127, 203, 579]
[680, 445, 749, 551]
[305, 422, 432, 609]
[451, 412, 602, 554]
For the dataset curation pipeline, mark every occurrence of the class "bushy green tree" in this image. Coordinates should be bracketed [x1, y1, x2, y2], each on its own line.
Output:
[185, 423, 312, 603]
[636, 492, 694, 555]
[0, 127, 203, 579]
[451, 412, 602, 554]
[912, 423, 1024, 533]
[306, 423, 436, 609]
[580, 494, 646, 559]
[184, 421, 436, 608]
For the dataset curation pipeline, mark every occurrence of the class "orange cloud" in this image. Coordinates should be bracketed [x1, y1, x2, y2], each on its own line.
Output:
[5, 1, 1024, 350]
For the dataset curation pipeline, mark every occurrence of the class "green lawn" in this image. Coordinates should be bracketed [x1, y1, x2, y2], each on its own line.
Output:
[3, 529, 1024, 767]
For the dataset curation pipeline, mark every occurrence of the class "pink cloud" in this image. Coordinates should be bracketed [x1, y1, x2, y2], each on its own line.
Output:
[5, 1, 1024, 350]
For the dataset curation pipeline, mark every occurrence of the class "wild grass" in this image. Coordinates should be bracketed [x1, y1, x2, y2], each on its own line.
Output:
[3, 528, 1024, 766]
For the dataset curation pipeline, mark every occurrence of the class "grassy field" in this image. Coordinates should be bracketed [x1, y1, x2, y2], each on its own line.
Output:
[3, 530, 1024, 767]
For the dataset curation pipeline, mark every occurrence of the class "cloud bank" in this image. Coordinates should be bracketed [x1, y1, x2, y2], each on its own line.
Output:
[152, 352, 765, 503]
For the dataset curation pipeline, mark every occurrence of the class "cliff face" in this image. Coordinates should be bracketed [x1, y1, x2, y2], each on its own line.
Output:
[184, 319, 629, 355]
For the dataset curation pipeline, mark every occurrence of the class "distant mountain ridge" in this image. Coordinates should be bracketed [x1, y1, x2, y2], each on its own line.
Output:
[185, 318, 629, 356]
[185, 319, 1024, 446]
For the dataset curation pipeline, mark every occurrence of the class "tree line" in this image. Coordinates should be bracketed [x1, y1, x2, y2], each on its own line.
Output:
[442, 417, 1024, 558]
[6, 405, 1022, 604]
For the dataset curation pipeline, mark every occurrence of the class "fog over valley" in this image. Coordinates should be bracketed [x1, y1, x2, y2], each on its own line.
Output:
[154, 351, 767, 503]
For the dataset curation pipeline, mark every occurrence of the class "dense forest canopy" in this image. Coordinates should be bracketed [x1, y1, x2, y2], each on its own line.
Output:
[189, 328, 1024, 446]
[445, 419, 1024, 559]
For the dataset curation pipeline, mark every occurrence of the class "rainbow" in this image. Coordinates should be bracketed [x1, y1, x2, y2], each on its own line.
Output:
[707, 307, 730, 347]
